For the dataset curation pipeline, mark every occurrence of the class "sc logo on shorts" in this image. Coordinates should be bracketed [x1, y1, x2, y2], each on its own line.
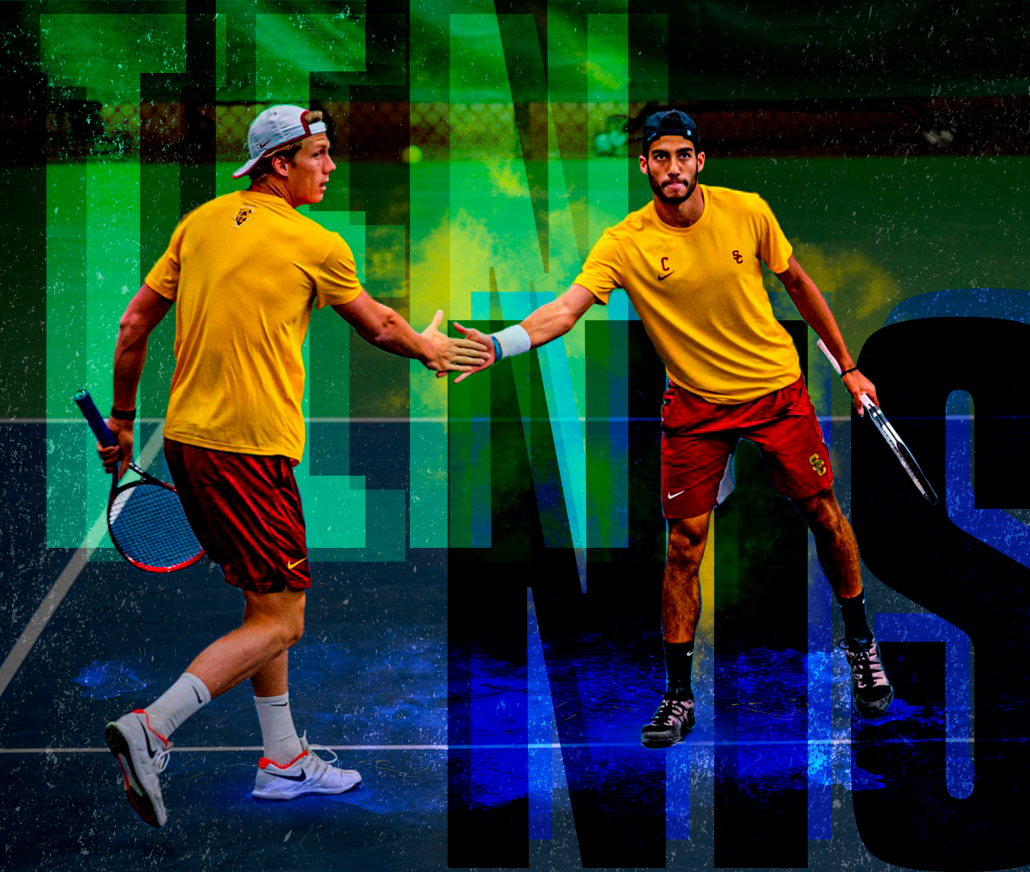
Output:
[809, 453, 827, 476]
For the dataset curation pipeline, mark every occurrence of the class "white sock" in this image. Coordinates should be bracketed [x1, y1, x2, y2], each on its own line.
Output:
[254, 692, 304, 766]
[143, 672, 211, 740]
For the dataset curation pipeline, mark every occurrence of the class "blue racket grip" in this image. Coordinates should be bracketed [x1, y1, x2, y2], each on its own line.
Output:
[73, 389, 117, 448]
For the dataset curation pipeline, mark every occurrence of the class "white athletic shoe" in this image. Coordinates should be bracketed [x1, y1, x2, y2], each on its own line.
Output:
[252, 736, 361, 800]
[105, 710, 171, 828]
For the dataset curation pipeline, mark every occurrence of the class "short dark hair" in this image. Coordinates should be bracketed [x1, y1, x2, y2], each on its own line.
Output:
[248, 110, 325, 182]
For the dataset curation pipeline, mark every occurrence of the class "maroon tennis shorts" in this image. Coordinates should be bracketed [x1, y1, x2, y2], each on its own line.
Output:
[163, 439, 311, 593]
[660, 377, 833, 519]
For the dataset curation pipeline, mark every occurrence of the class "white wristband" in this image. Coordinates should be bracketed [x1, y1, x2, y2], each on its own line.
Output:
[491, 324, 532, 360]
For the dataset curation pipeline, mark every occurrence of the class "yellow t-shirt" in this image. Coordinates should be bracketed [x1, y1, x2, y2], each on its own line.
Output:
[575, 185, 800, 403]
[145, 190, 363, 460]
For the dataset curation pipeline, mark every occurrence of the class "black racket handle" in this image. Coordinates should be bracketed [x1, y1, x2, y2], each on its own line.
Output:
[73, 389, 117, 448]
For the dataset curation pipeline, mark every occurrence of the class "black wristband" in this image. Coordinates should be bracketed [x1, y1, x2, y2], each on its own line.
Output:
[840, 367, 859, 377]
[110, 407, 137, 421]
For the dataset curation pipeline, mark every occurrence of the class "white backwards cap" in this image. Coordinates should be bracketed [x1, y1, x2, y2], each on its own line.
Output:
[232, 105, 328, 179]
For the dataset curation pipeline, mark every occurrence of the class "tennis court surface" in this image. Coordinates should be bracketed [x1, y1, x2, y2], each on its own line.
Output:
[0, 402, 989, 871]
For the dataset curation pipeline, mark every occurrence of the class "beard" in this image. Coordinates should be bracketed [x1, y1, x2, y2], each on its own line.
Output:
[648, 170, 696, 205]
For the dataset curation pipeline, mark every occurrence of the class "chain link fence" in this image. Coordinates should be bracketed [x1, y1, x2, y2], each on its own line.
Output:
[44, 97, 1029, 162]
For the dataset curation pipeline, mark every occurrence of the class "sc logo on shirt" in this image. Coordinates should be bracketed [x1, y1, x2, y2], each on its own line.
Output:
[809, 453, 827, 476]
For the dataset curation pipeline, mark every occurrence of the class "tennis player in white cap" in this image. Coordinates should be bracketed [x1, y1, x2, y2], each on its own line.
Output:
[99, 105, 488, 827]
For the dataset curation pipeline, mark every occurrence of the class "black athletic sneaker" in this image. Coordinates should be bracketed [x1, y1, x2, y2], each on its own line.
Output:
[641, 695, 695, 748]
[840, 637, 893, 718]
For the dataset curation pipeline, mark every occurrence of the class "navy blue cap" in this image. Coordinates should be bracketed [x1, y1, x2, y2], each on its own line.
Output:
[643, 110, 700, 152]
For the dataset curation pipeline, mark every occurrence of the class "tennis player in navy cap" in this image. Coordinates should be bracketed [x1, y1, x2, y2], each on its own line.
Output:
[453, 109, 893, 746]
[99, 105, 488, 826]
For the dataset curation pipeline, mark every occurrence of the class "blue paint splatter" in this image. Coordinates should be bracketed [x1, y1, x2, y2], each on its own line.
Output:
[720, 647, 809, 735]
[716, 648, 809, 794]
[72, 660, 146, 699]
[851, 766, 886, 790]
[286, 632, 447, 746]
[325, 752, 446, 823]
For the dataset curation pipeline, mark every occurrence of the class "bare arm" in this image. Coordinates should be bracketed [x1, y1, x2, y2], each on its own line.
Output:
[775, 255, 878, 414]
[331, 289, 489, 373]
[452, 284, 599, 383]
[101, 283, 174, 477]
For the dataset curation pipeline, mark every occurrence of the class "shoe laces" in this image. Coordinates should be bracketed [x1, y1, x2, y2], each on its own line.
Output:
[654, 697, 690, 726]
[135, 713, 172, 773]
[298, 732, 339, 772]
[840, 638, 889, 689]
[153, 743, 172, 774]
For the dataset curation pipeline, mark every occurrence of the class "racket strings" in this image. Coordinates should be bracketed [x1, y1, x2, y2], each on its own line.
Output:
[110, 483, 202, 569]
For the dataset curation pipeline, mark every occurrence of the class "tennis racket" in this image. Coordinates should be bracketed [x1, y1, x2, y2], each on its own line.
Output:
[73, 389, 204, 572]
[817, 340, 938, 505]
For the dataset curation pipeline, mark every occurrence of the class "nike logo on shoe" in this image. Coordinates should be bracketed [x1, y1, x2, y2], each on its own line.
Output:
[142, 725, 158, 759]
[266, 770, 307, 783]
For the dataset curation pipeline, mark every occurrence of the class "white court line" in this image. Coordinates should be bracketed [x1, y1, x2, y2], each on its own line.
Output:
[0, 745, 442, 754]
[0, 737, 982, 754]
[0, 424, 167, 701]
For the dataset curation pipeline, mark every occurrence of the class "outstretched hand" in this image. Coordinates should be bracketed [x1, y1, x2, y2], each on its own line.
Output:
[421, 310, 492, 374]
[445, 323, 497, 383]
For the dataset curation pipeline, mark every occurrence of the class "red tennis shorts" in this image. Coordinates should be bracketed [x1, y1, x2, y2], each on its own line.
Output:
[661, 377, 833, 519]
[163, 439, 311, 593]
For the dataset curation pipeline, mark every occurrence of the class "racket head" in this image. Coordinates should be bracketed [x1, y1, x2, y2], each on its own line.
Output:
[815, 343, 939, 505]
[864, 405, 939, 505]
[108, 472, 204, 572]
[893, 439, 939, 506]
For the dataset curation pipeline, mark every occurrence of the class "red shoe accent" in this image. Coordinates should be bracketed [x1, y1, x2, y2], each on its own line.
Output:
[132, 709, 170, 748]
[259, 748, 309, 770]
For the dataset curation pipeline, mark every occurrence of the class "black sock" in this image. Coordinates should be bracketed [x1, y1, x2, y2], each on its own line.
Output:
[837, 591, 873, 640]
[664, 640, 694, 700]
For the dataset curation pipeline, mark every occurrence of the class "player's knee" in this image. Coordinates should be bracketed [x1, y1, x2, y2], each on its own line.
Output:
[249, 590, 305, 648]
[667, 516, 709, 569]
[267, 614, 303, 652]
[286, 614, 304, 647]
[283, 600, 305, 647]
[797, 489, 847, 536]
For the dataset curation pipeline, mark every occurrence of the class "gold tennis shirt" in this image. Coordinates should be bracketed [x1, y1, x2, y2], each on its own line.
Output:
[145, 190, 362, 460]
[575, 185, 801, 403]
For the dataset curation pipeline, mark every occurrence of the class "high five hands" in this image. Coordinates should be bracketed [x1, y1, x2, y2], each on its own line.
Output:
[421, 311, 492, 375]
[432, 321, 496, 380]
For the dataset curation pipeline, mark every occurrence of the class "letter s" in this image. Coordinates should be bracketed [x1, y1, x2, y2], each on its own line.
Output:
[851, 317, 1030, 871]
